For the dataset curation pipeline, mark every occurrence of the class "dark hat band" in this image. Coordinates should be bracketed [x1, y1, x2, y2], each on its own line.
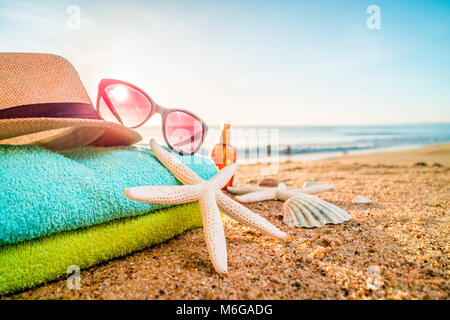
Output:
[0, 103, 100, 120]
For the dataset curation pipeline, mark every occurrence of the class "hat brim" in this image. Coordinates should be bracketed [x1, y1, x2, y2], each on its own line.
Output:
[0, 118, 142, 150]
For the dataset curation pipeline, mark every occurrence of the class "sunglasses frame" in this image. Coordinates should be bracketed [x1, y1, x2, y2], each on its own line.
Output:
[96, 78, 208, 155]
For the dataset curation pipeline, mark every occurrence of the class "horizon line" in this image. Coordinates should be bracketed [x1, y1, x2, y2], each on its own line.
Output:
[138, 122, 450, 128]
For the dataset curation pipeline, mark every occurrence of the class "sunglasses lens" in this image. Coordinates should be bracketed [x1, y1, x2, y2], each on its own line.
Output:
[165, 111, 204, 154]
[99, 84, 152, 127]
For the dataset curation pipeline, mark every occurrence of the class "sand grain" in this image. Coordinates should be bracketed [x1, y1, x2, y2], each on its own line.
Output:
[4, 144, 449, 300]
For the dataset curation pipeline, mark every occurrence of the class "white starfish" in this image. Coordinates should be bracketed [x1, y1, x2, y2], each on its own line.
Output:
[124, 139, 287, 274]
[227, 182, 334, 203]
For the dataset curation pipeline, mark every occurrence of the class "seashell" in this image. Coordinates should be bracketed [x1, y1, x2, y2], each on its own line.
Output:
[259, 178, 279, 188]
[352, 196, 373, 204]
[282, 194, 352, 228]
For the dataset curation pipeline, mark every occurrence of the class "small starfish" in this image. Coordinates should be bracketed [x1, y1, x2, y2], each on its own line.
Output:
[227, 182, 334, 203]
[124, 139, 287, 274]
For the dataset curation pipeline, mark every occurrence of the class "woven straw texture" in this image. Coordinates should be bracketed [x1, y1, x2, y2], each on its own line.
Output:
[0, 52, 92, 109]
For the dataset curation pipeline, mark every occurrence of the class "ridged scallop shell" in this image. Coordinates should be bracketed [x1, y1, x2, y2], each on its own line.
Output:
[282, 194, 352, 228]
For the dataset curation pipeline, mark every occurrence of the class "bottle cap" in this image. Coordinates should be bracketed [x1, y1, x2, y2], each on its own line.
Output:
[220, 121, 231, 145]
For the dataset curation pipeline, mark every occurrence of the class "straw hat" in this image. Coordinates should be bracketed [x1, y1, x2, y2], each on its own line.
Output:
[0, 52, 142, 150]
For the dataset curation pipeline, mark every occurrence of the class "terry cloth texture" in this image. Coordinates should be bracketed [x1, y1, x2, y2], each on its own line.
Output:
[0, 145, 217, 245]
[0, 202, 203, 295]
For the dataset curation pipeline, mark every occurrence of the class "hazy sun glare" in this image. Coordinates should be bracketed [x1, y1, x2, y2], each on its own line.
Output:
[0, 0, 449, 126]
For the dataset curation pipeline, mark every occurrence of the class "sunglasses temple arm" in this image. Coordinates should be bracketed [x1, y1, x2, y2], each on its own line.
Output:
[101, 92, 124, 125]
[173, 132, 203, 147]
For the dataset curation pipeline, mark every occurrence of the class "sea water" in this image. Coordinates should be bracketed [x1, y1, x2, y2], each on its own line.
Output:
[137, 124, 450, 163]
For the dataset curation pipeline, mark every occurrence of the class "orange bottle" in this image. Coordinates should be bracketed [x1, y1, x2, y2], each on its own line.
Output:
[211, 122, 237, 188]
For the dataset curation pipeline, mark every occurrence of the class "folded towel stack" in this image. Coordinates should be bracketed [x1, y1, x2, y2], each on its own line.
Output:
[0, 144, 217, 295]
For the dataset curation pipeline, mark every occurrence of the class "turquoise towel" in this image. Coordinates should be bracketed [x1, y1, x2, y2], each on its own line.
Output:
[0, 145, 217, 246]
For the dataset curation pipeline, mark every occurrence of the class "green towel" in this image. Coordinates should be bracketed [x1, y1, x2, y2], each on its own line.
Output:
[0, 145, 217, 245]
[0, 202, 203, 295]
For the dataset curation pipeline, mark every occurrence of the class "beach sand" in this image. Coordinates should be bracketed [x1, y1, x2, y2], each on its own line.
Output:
[4, 144, 449, 300]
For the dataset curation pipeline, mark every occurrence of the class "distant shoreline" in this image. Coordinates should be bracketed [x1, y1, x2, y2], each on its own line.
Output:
[136, 124, 450, 164]
[276, 143, 433, 163]
[323, 142, 450, 167]
[236, 142, 450, 164]
[236, 142, 450, 167]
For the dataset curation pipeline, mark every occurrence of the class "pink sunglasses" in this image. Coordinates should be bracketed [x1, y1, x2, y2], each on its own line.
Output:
[96, 79, 208, 155]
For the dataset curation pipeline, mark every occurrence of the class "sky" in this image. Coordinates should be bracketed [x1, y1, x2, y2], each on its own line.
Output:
[0, 0, 449, 126]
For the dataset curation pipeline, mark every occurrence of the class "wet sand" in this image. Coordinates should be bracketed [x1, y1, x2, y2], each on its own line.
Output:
[4, 144, 449, 299]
